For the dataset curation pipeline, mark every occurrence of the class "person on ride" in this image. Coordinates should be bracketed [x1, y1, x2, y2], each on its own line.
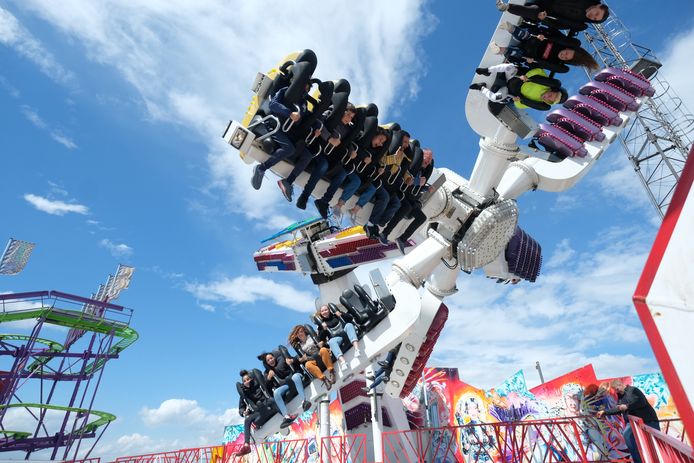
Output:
[379, 148, 435, 252]
[251, 83, 322, 192]
[491, 24, 598, 74]
[314, 305, 360, 370]
[470, 65, 568, 111]
[362, 344, 401, 393]
[366, 130, 413, 242]
[310, 103, 362, 219]
[496, 0, 609, 31]
[280, 103, 359, 211]
[288, 325, 335, 389]
[262, 351, 307, 427]
[236, 369, 274, 456]
[348, 128, 390, 223]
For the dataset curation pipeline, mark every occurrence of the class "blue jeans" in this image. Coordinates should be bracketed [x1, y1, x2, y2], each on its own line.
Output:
[327, 323, 358, 358]
[338, 173, 362, 203]
[356, 183, 377, 207]
[379, 192, 401, 226]
[320, 166, 347, 202]
[368, 188, 390, 225]
[287, 144, 315, 184]
[624, 420, 660, 463]
[272, 372, 305, 416]
[301, 155, 329, 197]
[262, 130, 296, 170]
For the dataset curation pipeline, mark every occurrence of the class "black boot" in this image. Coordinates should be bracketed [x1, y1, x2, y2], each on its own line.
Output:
[296, 193, 308, 210]
[475, 67, 491, 76]
[469, 82, 487, 91]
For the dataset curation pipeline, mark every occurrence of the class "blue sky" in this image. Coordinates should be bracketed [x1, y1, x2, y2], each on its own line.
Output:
[1, 0, 693, 459]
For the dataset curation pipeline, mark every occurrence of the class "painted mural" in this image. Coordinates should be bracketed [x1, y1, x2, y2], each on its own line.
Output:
[223, 364, 680, 461]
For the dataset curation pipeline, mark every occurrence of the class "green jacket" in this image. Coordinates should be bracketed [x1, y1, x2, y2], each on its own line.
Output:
[514, 68, 563, 111]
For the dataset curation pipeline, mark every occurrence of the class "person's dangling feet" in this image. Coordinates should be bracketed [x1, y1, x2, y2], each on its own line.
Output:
[302, 400, 311, 412]
[499, 20, 515, 32]
[314, 199, 329, 219]
[235, 444, 252, 456]
[496, 0, 509, 11]
[348, 206, 361, 225]
[280, 414, 297, 428]
[396, 237, 408, 255]
[469, 82, 487, 91]
[328, 368, 336, 384]
[251, 164, 265, 190]
[296, 192, 308, 210]
[331, 204, 343, 224]
[475, 67, 491, 76]
[278, 179, 293, 202]
[489, 41, 502, 54]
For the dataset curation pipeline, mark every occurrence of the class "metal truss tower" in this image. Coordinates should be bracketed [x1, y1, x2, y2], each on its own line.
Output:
[582, 12, 693, 218]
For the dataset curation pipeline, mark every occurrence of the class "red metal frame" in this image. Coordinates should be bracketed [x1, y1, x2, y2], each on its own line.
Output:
[631, 416, 694, 463]
[380, 417, 686, 463]
[319, 433, 367, 463]
[633, 145, 694, 435]
[111, 418, 688, 463]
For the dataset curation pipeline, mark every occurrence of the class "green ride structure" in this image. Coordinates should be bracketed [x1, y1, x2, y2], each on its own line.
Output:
[0, 290, 138, 460]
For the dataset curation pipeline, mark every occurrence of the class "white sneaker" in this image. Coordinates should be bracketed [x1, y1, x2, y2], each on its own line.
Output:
[496, 0, 509, 11]
[339, 359, 348, 371]
[499, 21, 514, 32]
[353, 348, 361, 358]
[490, 42, 502, 54]
[331, 206, 343, 225]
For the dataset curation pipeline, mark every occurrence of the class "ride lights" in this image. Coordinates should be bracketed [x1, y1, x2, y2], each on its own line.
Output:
[391, 381, 400, 388]
[395, 369, 405, 377]
[457, 199, 519, 272]
[400, 357, 409, 365]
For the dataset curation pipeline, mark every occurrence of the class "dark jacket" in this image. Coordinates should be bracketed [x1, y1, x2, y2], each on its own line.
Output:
[269, 87, 320, 131]
[513, 28, 580, 73]
[238, 378, 267, 416]
[261, 351, 294, 386]
[605, 385, 659, 423]
[316, 312, 353, 341]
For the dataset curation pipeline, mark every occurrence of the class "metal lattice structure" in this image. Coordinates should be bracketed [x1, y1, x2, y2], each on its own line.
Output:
[582, 12, 694, 218]
[0, 291, 138, 460]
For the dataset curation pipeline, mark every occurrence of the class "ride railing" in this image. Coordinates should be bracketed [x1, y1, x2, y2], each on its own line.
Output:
[110, 418, 688, 463]
[630, 416, 694, 463]
[382, 416, 687, 463]
[319, 434, 367, 463]
[0, 290, 133, 326]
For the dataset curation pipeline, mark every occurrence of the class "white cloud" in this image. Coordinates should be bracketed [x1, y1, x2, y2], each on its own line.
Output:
[13, 0, 435, 225]
[24, 193, 88, 215]
[545, 239, 575, 269]
[186, 275, 316, 313]
[99, 239, 134, 258]
[20, 105, 78, 149]
[660, 24, 694, 113]
[431, 225, 657, 389]
[140, 399, 207, 426]
[140, 398, 241, 427]
[0, 6, 74, 84]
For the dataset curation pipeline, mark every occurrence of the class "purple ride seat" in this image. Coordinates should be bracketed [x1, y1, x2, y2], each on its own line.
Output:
[536, 123, 588, 158]
[505, 226, 542, 283]
[579, 81, 639, 112]
[563, 95, 623, 127]
[595, 67, 655, 98]
[546, 108, 606, 142]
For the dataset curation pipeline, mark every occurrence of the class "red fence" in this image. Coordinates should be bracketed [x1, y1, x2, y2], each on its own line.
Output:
[631, 416, 694, 463]
[382, 417, 689, 463]
[110, 417, 690, 463]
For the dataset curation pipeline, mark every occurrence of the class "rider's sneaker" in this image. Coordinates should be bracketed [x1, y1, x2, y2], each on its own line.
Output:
[278, 179, 293, 202]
